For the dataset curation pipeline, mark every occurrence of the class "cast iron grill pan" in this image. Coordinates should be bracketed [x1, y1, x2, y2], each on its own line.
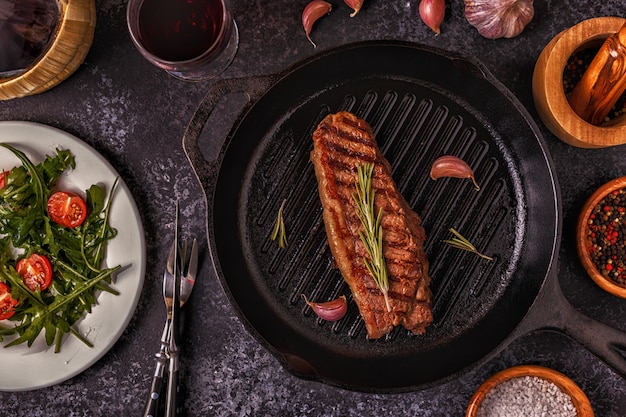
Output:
[183, 41, 626, 392]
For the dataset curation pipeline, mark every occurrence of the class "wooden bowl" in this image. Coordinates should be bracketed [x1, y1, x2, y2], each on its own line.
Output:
[577, 176, 626, 298]
[466, 365, 594, 417]
[0, 0, 96, 100]
[532, 17, 626, 148]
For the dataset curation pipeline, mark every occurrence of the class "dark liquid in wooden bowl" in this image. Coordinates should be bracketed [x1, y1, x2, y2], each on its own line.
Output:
[0, 0, 61, 76]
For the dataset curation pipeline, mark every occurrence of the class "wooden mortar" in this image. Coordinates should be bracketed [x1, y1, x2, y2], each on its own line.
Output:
[532, 17, 626, 148]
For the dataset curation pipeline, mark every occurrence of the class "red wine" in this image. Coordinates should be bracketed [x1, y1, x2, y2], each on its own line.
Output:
[137, 0, 225, 62]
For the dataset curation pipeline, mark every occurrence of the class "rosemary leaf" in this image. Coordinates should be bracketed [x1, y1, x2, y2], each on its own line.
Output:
[444, 227, 493, 261]
[271, 199, 288, 248]
[353, 163, 391, 312]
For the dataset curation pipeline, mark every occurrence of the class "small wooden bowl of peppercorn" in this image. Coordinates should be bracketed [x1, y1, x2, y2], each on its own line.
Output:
[466, 365, 594, 417]
[577, 176, 626, 298]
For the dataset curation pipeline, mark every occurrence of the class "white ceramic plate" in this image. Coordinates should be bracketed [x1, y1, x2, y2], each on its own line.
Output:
[0, 121, 146, 391]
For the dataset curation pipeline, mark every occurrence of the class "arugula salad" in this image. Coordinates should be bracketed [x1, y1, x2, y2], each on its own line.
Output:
[0, 143, 121, 352]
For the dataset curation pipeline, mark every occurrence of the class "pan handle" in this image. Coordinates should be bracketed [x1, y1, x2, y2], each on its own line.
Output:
[559, 300, 626, 377]
[520, 273, 626, 378]
[182, 74, 279, 189]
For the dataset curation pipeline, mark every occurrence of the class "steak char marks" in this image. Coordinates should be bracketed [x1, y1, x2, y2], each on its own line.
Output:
[311, 111, 433, 339]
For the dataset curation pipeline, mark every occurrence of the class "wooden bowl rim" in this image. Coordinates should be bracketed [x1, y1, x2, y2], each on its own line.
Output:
[465, 365, 594, 417]
[532, 16, 626, 148]
[576, 176, 626, 298]
[0, 0, 96, 99]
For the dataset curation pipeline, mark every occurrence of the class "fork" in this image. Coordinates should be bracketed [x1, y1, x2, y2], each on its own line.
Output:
[142, 220, 198, 416]
[165, 235, 198, 417]
[141, 240, 176, 417]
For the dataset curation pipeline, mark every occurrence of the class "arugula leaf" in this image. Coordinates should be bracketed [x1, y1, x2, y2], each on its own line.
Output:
[0, 144, 123, 352]
[2, 267, 120, 348]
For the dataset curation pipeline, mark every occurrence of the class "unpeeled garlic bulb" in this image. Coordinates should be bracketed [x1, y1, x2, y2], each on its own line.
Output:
[464, 0, 534, 39]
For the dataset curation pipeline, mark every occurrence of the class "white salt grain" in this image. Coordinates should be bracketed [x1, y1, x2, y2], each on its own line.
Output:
[476, 376, 577, 417]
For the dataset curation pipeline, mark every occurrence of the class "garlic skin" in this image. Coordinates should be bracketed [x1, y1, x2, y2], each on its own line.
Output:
[430, 155, 480, 190]
[302, 0, 332, 48]
[419, 0, 445, 35]
[344, 0, 364, 17]
[464, 0, 534, 39]
[302, 294, 348, 321]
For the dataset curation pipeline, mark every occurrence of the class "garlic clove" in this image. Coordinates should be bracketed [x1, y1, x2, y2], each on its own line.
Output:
[430, 155, 480, 191]
[464, 0, 534, 39]
[419, 0, 445, 35]
[302, 294, 348, 321]
[344, 0, 364, 17]
[302, 0, 333, 48]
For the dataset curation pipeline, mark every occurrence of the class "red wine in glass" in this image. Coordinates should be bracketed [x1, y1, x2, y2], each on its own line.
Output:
[137, 0, 225, 62]
[127, 0, 238, 80]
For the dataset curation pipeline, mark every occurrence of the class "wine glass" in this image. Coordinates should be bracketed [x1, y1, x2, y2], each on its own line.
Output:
[127, 0, 238, 81]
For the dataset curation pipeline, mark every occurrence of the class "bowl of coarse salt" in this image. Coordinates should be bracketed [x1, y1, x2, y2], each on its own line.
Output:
[465, 365, 594, 417]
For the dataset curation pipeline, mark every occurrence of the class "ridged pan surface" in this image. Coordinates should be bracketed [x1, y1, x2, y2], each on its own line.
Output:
[205, 42, 559, 391]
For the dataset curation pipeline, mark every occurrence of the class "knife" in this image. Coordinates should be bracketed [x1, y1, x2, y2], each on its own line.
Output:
[165, 201, 180, 417]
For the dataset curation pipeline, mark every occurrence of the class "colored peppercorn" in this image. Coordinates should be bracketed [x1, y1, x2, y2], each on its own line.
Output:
[586, 188, 626, 285]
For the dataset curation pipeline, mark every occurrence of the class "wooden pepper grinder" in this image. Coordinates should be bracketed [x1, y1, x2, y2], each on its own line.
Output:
[568, 21, 626, 126]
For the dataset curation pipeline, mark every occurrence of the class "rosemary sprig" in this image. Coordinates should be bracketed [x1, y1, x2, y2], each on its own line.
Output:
[444, 227, 493, 261]
[353, 163, 391, 312]
[271, 199, 288, 248]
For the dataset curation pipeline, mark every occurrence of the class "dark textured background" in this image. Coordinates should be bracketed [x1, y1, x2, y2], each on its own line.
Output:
[1, 0, 626, 415]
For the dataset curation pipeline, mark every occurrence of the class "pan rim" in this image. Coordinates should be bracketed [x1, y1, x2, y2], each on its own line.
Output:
[194, 40, 562, 392]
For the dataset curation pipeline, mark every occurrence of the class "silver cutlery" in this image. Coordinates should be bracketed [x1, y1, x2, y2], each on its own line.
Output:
[166, 231, 198, 416]
[143, 203, 198, 417]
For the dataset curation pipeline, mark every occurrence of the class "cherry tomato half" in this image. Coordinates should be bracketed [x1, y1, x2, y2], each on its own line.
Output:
[16, 254, 53, 292]
[47, 191, 88, 228]
[0, 170, 9, 189]
[0, 282, 18, 320]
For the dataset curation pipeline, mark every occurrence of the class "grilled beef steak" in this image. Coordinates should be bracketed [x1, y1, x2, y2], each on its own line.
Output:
[311, 111, 433, 339]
